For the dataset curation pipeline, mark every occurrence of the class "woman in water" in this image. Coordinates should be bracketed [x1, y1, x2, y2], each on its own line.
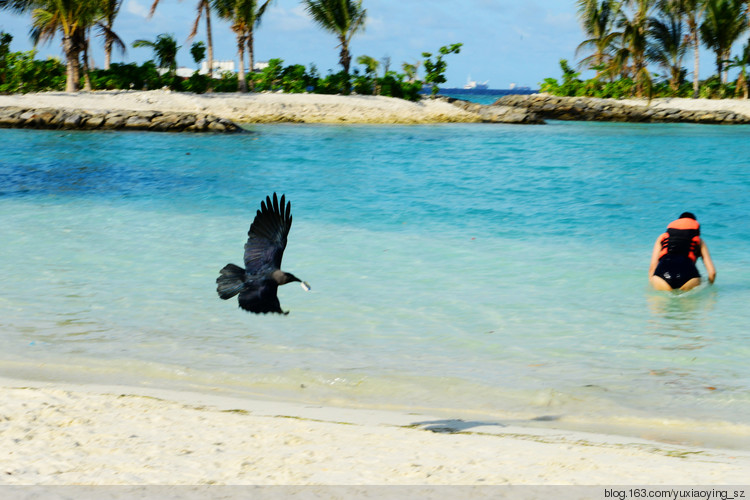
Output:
[649, 212, 716, 291]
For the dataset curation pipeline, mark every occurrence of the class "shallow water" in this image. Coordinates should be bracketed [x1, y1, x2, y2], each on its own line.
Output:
[2, 122, 749, 448]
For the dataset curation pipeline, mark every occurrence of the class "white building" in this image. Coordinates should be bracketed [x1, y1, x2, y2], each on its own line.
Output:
[198, 60, 269, 75]
[200, 60, 236, 75]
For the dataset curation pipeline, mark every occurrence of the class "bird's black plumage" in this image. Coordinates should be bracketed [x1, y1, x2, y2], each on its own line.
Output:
[244, 192, 292, 274]
[217, 193, 305, 314]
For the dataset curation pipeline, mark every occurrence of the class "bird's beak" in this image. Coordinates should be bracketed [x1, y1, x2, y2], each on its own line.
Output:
[300, 281, 311, 292]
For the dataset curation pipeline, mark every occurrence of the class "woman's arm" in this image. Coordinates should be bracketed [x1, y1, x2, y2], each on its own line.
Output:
[701, 240, 716, 284]
[648, 235, 664, 278]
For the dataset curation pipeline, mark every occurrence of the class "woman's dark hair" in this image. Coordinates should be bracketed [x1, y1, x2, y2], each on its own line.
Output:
[679, 212, 697, 220]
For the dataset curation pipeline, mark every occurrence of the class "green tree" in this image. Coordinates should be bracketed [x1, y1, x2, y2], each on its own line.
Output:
[0, 32, 13, 86]
[132, 33, 180, 82]
[149, 0, 215, 79]
[213, 0, 273, 92]
[422, 42, 462, 96]
[99, 0, 126, 69]
[191, 40, 206, 68]
[28, 0, 102, 92]
[576, 0, 620, 77]
[617, 0, 656, 97]
[2, 0, 127, 90]
[244, 0, 273, 83]
[189, 0, 215, 78]
[356, 54, 378, 77]
[401, 61, 419, 82]
[724, 40, 750, 97]
[667, 0, 706, 97]
[647, 8, 688, 91]
[304, 0, 367, 75]
[0, 50, 66, 92]
[700, 0, 747, 82]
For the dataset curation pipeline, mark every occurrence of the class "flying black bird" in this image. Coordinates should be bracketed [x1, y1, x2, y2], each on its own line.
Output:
[217, 193, 309, 314]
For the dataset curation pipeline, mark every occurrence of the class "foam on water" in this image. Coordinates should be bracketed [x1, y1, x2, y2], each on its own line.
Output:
[1, 123, 750, 448]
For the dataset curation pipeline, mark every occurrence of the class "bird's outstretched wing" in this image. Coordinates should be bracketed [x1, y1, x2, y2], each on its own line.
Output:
[244, 193, 292, 275]
[237, 279, 285, 314]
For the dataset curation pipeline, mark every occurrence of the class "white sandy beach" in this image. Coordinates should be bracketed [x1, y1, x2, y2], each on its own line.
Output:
[619, 96, 750, 117]
[1, 377, 749, 485]
[0, 90, 482, 124]
[2, 90, 750, 124]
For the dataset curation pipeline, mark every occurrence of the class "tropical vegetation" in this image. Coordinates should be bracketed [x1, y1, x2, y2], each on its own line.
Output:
[547, 0, 750, 98]
[212, 0, 274, 92]
[0, 0, 462, 99]
[422, 43, 462, 96]
[132, 34, 179, 76]
[0, 31, 430, 100]
[303, 0, 366, 76]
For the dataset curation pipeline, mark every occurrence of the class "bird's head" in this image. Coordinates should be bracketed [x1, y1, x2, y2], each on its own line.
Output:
[280, 272, 301, 285]
[273, 270, 311, 290]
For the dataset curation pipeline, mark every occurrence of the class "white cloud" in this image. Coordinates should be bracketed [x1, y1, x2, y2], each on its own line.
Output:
[125, 0, 150, 18]
[544, 11, 576, 28]
[265, 4, 312, 33]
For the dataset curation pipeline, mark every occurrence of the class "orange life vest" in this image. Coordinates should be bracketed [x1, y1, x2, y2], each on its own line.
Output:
[658, 218, 701, 262]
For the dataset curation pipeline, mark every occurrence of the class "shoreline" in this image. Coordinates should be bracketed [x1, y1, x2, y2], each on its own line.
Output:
[0, 90, 750, 128]
[0, 90, 497, 126]
[2, 376, 749, 484]
[0, 91, 749, 129]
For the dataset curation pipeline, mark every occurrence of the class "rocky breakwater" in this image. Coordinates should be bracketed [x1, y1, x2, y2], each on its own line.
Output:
[438, 96, 544, 124]
[493, 94, 750, 124]
[0, 106, 244, 133]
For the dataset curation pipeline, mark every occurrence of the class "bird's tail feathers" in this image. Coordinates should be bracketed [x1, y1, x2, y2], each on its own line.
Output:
[217, 264, 246, 299]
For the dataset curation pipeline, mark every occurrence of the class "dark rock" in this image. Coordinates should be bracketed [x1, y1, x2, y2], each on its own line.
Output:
[437, 96, 544, 124]
[0, 106, 245, 133]
[207, 120, 227, 132]
[83, 116, 104, 128]
[491, 94, 750, 124]
[104, 115, 127, 128]
[124, 115, 152, 128]
[63, 113, 83, 128]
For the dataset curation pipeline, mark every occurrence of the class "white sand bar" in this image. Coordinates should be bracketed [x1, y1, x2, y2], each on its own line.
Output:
[1, 378, 749, 485]
[619, 96, 750, 117]
[2, 91, 750, 125]
[0, 91, 482, 124]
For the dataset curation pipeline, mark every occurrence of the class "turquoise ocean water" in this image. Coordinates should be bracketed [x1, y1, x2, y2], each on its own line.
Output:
[2, 121, 750, 449]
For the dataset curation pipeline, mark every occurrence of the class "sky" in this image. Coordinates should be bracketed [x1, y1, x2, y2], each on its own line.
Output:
[0, 0, 745, 89]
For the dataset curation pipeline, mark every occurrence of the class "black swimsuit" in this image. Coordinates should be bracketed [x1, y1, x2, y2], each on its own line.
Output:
[653, 254, 701, 289]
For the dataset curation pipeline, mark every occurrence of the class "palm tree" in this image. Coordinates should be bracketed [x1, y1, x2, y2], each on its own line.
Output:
[29, 0, 102, 92]
[99, 0, 125, 69]
[647, 7, 688, 90]
[150, 0, 216, 79]
[2, 0, 124, 89]
[245, 0, 273, 82]
[356, 54, 378, 77]
[304, 0, 367, 75]
[724, 40, 750, 97]
[212, 0, 273, 92]
[356, 54, 378, 94]
[401, 61, 419, 82]
[666, 0, 706, 97]
[133, 33, 180, 77]
[191, 40, 206, 68]
[187, 0, 215, 78]
[576, 0, 621, 77]
[0, 0, 32, 9]
[700, 0, 748, 82]
[213, 0, 247, 92]
[617, 0, 655, 96]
